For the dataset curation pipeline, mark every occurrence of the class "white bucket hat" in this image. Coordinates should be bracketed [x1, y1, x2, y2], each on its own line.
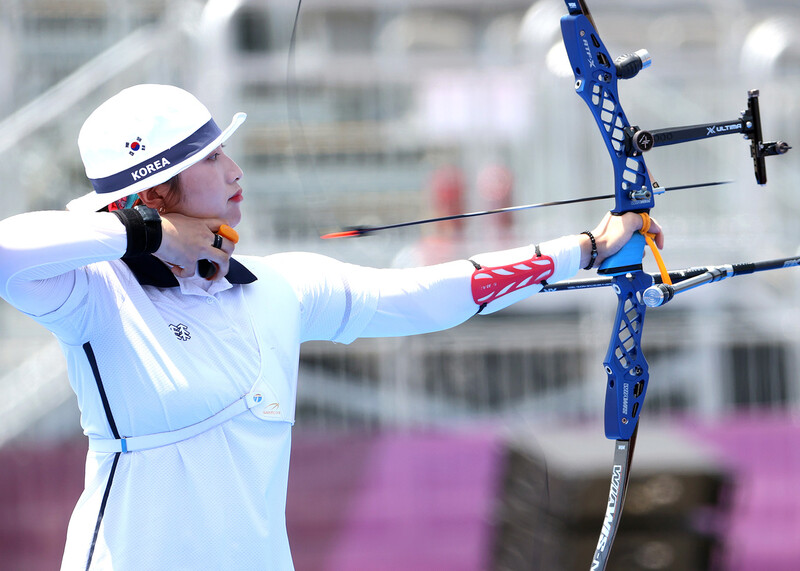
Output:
[67, 84, 246, 212]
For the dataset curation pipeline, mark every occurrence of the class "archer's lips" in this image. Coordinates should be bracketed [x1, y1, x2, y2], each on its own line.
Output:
[229, 189, 243, 203]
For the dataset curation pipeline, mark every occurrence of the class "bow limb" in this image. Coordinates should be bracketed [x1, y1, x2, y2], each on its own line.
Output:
[561, 2, 654, 274]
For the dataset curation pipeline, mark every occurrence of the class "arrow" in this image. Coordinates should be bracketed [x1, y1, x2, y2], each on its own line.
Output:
[320, 180, 732, 239]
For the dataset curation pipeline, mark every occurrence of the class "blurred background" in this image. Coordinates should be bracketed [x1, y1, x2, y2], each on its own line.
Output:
[1, 0, 800, 569]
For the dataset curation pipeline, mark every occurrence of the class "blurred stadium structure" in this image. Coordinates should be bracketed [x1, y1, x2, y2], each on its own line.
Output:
[1, 0, 800, 569]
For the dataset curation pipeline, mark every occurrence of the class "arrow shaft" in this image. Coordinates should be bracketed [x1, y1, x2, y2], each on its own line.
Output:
[365, 193, 613, 231]
[321, 181, 732, 239]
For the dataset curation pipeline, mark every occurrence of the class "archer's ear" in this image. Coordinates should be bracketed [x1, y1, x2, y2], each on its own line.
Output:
[138, 183, 171, 211]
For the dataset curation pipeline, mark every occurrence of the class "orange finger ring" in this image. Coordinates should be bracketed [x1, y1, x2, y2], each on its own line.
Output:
[217, 224, 239, 244]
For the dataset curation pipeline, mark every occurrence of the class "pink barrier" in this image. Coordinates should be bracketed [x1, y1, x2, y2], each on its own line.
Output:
[0, 440, 86, 570]
[2, 417, 799, 570]
[685, 413, 800, 571]
[287, 430, 502, 571]
[0, 430, 503, 571]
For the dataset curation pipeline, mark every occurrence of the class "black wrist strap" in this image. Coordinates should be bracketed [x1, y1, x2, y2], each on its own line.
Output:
[467, 259, 487, 315]
[112, 206, 162, 258]
[581, 230, 598, 270]
[534, 244, 549, 287]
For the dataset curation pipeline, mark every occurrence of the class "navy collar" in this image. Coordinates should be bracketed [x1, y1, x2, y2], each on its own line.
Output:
[122, 255, 258, 287]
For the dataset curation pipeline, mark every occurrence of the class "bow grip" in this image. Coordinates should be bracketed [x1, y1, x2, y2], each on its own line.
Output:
[598, 232, 646, 275]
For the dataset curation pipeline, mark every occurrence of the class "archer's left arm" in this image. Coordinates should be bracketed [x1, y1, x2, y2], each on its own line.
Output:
[357, 234, 581, 338]
[359, 211, 660, 336]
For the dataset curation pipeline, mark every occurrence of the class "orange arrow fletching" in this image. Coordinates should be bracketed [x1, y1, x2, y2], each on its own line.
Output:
[320, 230, 363, 239]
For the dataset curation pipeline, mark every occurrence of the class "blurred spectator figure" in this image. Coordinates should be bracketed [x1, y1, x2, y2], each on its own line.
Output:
[431, 164, 466, 237]
[393, 164, 468, 267]
[477, 163, 514, 242]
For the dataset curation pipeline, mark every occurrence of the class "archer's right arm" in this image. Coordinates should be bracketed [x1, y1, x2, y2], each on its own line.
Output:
[0, 211, 128, 317]
[0, 208, 236, 317]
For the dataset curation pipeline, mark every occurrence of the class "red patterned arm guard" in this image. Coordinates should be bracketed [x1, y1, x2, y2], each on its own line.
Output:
[470, 245, 554, 313]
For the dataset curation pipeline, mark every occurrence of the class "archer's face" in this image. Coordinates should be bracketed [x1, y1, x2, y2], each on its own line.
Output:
[175, 146, 244, 227]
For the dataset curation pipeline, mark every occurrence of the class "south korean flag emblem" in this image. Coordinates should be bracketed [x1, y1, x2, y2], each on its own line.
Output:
[126, 137, 146, 156]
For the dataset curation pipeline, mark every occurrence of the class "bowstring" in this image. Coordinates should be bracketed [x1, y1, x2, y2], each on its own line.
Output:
[287, 0, 335, 237]
[286, 8, 555, 570]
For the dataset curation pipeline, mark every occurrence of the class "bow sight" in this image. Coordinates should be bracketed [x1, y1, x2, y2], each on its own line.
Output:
[629, 89, 791, 185]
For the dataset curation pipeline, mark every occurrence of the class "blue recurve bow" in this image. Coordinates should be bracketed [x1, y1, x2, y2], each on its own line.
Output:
[560, 2, 657, 569]
[559, 4, 790, 566]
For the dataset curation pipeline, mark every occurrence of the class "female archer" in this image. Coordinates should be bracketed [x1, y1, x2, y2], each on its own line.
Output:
[0, 84, 661, 570]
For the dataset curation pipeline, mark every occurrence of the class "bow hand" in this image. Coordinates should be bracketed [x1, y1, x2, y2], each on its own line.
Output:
[583, 212, 663, 271]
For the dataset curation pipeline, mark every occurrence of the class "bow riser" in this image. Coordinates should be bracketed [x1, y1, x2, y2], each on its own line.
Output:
[561, 2, 653, 444]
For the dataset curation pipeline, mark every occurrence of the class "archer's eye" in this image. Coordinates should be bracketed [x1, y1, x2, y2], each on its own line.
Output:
[208, 144, 225, 161]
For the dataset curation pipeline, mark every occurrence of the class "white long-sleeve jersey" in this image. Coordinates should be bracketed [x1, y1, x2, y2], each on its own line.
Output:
[0, 210, 580, 570]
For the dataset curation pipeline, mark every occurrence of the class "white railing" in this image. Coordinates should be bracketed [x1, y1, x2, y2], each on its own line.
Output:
[0, 24, 171, 156]
[0, 341, 71, 447]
